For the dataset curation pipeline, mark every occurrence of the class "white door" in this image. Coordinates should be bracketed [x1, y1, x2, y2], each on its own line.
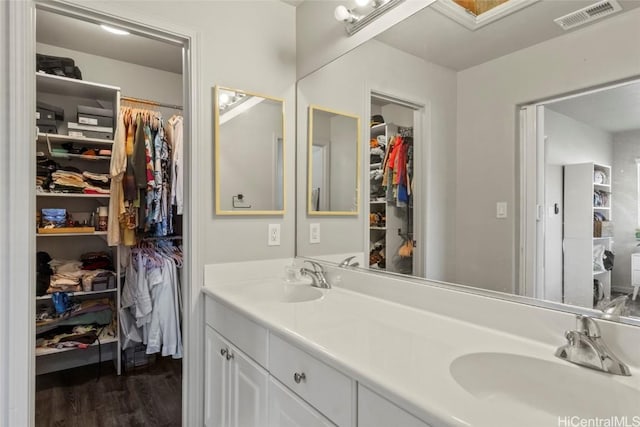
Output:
[205, 326, 229, 427]
[358, 386, 431, 427]
[544, 164, 564, 302]
[228, 344, 268, 427]
[268, 378, 334, 427]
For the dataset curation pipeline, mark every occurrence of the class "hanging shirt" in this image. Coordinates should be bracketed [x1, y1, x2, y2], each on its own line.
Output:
[107, 111, 127, 247]
[169, 115, 184, 215]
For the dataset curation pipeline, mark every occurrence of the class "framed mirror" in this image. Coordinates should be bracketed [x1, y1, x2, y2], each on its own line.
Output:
[214, 85, 285, 215]
[307, 105, 360, 216]
[295, 1, 640, 326]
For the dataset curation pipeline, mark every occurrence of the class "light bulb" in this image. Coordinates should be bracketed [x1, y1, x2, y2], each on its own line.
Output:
[355, 0, 370, 7]
[334, 5, 351, 21]
[219, 93, 230, 105]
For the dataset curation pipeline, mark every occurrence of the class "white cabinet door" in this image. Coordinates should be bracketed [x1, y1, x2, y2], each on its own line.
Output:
[358, 386, 431, 427]
[205, 326, 228, 427]
[228, 346, 269, 427]
[268, 378, 335, 427]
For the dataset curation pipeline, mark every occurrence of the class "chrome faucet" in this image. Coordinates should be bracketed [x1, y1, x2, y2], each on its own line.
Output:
[300, 260, 331, 289]
[338, 256, 360, 268]
[555, 315, 631, 376]
[597, 295, 630, 318]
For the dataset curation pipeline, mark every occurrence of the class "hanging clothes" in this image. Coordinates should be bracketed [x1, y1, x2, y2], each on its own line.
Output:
[109, 105, 182, 245]
[121, 240, 183, 359]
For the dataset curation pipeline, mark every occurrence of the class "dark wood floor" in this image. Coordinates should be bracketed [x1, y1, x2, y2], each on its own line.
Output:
[36, 357, 182, 427]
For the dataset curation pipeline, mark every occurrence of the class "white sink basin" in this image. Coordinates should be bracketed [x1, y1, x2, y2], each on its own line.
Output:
[450, 352, 639, 419]
[237, 281, 324, 303]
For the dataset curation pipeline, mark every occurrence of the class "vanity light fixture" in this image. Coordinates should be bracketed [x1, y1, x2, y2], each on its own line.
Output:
[334, 0, 404, 36]
[100, 24, 130, 36]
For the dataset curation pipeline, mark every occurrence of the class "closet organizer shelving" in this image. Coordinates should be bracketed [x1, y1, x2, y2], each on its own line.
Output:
[369, 122, 414, 274]
[564, 162, 613, 309]
[35, 72, 122, 375]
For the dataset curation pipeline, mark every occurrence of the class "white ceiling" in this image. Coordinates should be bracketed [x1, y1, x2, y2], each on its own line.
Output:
[546, 81, 640, 133]
[375, 0, 640, 71]
[36, 10, 183, 74]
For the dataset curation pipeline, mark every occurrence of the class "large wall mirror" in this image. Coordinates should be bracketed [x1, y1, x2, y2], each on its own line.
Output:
[214, 85, 285, 215]
[308, 105, 360, 215]
[295, 0, 640, 325]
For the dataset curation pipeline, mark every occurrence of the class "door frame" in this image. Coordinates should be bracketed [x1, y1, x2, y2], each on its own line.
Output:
[2, 1, 204, 426]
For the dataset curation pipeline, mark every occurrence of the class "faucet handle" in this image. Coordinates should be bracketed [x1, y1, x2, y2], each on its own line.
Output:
[576, 315, 601, 338]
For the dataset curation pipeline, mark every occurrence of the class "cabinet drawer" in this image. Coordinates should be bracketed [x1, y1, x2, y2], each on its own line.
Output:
[205, 296, 268, 367]
[269, 333, 354, 427]
[268, 377, 335, 427]
[358, 385, 431, 427]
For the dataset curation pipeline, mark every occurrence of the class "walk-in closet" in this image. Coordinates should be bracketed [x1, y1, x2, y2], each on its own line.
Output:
[34, 8, 185, 426]
[368, 95, 417, 276]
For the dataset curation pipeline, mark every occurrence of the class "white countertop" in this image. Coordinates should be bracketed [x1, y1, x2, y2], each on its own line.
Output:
[202, 273, 640, 427]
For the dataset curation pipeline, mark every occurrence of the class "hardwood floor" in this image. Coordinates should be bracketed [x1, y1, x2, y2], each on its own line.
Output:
[36, 357, 182, 427]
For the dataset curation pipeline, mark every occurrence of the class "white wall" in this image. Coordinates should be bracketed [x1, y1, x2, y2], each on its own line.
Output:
[545, 109, 613, 167]
[456, 8, 640, 293]
[297, 39, 457, 283]
[612, 130, 640, 290]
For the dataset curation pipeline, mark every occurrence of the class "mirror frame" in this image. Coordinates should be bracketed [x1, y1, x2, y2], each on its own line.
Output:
[214, 85, 286, 216]
[307, 104, 361, 216]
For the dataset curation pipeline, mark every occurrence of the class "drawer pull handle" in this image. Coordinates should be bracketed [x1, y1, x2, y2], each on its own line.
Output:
[293, 372, 306, 384]
[226, 351, 235, 361]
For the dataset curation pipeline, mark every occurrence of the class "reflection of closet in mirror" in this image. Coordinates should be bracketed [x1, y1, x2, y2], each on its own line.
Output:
[368, 96, 416, 275]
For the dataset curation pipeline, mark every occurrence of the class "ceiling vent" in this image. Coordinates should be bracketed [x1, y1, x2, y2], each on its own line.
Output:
[554, 0, 622, 30]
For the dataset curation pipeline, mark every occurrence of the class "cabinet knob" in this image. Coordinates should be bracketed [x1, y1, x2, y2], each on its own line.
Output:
[293, 372, 306, 384]
[226, 351, 234, 361]
[220, 348, 227, 357]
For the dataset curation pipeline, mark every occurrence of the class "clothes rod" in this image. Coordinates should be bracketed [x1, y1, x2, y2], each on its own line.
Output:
[121, 95, 183, 111]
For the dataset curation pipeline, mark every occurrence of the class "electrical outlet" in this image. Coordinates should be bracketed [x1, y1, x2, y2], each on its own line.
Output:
[310, 223, 320, 244]
[268, 224, 280, 246]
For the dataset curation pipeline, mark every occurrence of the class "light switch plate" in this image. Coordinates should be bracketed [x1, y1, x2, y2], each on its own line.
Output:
[268, 224, 280, 246]
[310, 223, 320, 244]
[496, 202, 507, 219]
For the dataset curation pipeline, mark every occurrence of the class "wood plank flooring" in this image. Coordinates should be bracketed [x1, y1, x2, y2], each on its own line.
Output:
[36, 357, 182, 427]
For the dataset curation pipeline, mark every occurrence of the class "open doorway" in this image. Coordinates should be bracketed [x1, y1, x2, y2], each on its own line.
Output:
[521, 78, 640, 317]
[368, 94, 420, 276]
[33, 6, 188, 425]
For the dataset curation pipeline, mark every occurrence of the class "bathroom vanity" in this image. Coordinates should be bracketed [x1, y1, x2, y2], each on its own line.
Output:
[203, 259, 640, 427]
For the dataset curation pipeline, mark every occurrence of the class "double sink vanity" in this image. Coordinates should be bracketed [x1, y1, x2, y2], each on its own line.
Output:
[202, 259, 640, 427]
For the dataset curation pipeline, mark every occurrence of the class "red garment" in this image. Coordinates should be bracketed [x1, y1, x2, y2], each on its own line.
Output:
[386, 135, 402, 172]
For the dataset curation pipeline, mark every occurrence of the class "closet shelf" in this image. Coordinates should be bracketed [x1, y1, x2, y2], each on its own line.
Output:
[49, 153, 111, 161]
[36, 72, 120, 99]
[593, 269, 608, 276]
[593, 206, 610, 210]
[36, 288, 117, 300]
[37, 192, 110, 199]
[370, 200, 386, 204]
[36, 231, 108, 237]
[36, 337, 118, 357]
[37, 133, 114, 147]
[370, 226, 387, 230]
